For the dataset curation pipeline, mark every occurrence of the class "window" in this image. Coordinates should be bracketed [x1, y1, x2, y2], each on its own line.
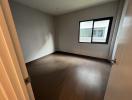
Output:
[79, 17, 113, 44]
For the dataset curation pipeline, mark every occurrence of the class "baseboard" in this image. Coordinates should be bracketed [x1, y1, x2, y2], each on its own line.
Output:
[55, 51, 111, 64]
[26, 52, 55, 64]
[26, 51, 113, 64]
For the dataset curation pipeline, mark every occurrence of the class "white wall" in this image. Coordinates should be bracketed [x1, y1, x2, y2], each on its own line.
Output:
[10, 1, 120, 62]
[55, 1, 119, 59]
[10, 1, 55, 63]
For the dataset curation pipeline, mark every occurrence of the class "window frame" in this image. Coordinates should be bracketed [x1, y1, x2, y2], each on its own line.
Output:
[79, 17, 113, 44]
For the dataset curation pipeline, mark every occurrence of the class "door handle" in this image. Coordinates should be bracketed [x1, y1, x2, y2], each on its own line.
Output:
[24, 77, 31, 85]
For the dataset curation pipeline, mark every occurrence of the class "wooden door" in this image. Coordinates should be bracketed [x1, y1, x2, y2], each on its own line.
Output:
[0, 5, 29, 100]
[1, 0, 35, 100]
[104, 0, 132, 100]
[0, 57, 18, 100]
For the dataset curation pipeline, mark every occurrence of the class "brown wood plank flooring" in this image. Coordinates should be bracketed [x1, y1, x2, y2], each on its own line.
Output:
[27, 53, 111, 100]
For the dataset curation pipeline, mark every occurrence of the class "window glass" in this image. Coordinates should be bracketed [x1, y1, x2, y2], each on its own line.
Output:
[79, 17, 112, 44]
[92, 20, 110, 42]
[79, 21, 93, 42]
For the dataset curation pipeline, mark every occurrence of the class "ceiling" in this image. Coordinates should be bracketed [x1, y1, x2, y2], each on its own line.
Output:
[13, 0, 117, 15]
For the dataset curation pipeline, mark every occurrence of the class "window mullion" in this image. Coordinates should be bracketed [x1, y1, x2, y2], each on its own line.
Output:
[91, 20, 95, 43]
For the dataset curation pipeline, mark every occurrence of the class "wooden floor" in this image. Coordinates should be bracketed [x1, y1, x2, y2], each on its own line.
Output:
[27, 53, 111, 100]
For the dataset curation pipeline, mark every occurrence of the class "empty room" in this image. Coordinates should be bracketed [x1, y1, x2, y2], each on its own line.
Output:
[1, 0, 132, 100]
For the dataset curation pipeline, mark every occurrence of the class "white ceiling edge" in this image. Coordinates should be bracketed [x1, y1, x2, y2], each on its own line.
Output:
[12, 0, 118, 16]
[57, 0, 119, 16]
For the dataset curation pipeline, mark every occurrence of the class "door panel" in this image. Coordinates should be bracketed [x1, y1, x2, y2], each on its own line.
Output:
[1, 0, 35, 99]
[0, 5, 29, 100]
[104, 0, 132, 100]
[1, 0, 28, 79]
[0, 57, 18, 100]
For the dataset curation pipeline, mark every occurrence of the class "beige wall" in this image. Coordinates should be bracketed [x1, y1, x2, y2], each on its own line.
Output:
[10, 1, 55, 63]
[55, 1, 119, 59]
[10, 1, 121, 62]
[104, 0, 132, 100]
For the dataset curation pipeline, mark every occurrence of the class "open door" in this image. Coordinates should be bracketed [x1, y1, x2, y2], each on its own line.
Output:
[1, 0, 35, 100]
[0, 5, 29, 100]
[104, 0, 132, 100]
